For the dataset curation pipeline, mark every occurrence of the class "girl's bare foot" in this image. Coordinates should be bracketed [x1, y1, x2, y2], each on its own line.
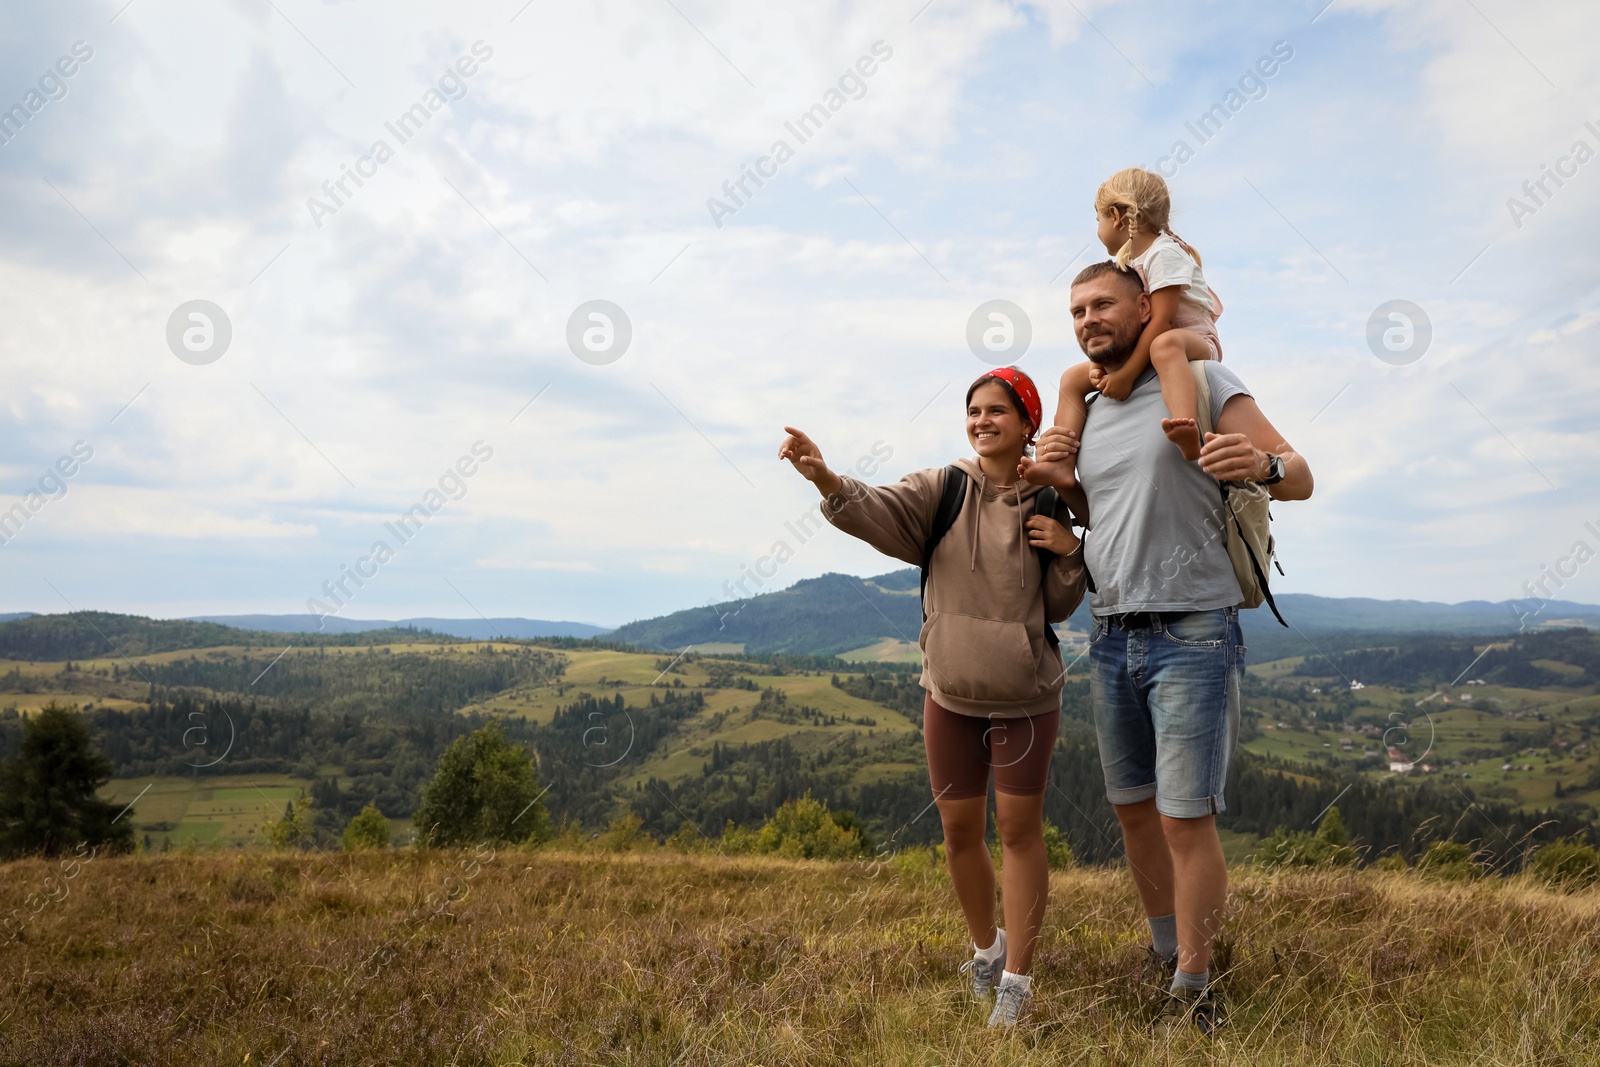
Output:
[1162, 417, 1203, 461]
[1018, 455, 1077, 489]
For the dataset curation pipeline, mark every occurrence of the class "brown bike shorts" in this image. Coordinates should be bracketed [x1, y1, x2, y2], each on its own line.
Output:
[923, 692, 1060, 800]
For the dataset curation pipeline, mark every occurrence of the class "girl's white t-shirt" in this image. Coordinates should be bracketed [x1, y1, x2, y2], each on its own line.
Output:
[1129, 233, 1219, 322]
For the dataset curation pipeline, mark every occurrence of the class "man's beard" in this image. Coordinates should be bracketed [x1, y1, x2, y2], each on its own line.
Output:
[1080, 321, 1141, 369]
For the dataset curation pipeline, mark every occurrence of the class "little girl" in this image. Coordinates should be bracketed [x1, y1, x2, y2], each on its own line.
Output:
[1030, 167, 1223, 486]
[779, 367, 1085, 1029]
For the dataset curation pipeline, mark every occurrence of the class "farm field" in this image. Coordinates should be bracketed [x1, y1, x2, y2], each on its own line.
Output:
[98, 774, 319, 850]
[838, 637, 924, 663]
[453, 647, 915, 730]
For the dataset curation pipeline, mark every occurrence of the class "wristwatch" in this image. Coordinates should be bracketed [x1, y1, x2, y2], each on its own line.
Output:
[1261, 452, 1285, 485]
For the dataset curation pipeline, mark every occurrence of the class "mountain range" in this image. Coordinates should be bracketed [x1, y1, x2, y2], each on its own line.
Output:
[604, 568, 1600, 664]
[184, 614, 610, 640]
[3, 576, 1596, 663]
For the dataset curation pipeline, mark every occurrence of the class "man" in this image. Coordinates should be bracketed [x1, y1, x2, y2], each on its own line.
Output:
[1029, 261, 1313, 1034]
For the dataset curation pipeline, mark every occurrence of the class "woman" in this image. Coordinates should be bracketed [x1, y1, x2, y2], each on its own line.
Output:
[779, 366, 1086, 1028]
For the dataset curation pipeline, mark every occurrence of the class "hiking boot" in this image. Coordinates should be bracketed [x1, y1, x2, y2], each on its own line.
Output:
[1155, 983, 1223, 1037]
[958, 946, 1006, 999]
[986, 978, 1034, 1028]
[1144, 944, 1178, 989]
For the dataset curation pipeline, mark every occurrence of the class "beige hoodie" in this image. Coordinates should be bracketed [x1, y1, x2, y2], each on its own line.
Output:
[823, 457, 1087, 719]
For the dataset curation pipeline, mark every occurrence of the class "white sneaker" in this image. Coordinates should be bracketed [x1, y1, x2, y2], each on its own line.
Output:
[957, 930, 1006, 998]
[987, 978, 1033, 1028]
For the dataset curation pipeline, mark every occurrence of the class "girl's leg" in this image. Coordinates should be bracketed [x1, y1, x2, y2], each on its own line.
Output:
[1021, 361, 1096, 489]
[1150, 328, 1215, 461]
[935, 795, 997, 949]
[993, 791, 1049, 974]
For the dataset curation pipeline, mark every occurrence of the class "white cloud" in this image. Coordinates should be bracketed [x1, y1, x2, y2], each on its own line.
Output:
[1, 0, 1598, 621]
[28, 485, 317, 542]
[473, 555, 599, 572]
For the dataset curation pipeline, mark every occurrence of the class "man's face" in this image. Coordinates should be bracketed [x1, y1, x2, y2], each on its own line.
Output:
[1070, 275, 1148, 368]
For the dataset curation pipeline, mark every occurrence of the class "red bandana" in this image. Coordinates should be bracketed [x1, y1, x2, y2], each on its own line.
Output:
[981, 366, 1042, 440]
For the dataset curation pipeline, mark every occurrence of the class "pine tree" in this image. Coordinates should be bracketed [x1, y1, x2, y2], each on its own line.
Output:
[1315, 805, 1351, 847]
[0, 702, 134, 858]
[264, 791, 314, 850]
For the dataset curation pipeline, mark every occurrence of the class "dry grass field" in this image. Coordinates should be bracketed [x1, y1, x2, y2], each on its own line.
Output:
[4, 846, 1599, 1066]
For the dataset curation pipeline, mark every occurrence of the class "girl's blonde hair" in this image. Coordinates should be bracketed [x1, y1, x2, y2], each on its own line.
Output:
[1094, 167, 1202, 269]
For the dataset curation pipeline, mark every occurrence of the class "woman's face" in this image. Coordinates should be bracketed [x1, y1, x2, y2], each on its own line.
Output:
[966, 381, 1031, 460]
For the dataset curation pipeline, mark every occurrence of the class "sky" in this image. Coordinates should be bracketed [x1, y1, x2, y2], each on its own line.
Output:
[1, 0, 1597, 630]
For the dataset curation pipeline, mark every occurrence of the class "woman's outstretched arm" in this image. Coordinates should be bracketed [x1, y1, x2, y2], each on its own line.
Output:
[781, 426, 940, 569]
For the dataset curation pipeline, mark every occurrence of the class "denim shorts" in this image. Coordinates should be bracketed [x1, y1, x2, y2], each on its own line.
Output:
[1088, 607, 1244, 818]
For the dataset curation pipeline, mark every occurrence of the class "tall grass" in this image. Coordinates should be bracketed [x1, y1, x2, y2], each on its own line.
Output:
[2, 846, 1598, 1065]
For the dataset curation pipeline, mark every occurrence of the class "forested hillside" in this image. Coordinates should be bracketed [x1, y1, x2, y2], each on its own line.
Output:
[4, 612, 1600, 870]
[0, 612, 267, 659]
[606, 571, 930, 655]
[601, 566, 1600, 663]
[1295, 629, 1600, 688]
[0, 611, 441, 661]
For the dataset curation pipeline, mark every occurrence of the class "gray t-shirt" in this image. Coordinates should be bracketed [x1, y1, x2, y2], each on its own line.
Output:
[1077, 362, 1251, 615]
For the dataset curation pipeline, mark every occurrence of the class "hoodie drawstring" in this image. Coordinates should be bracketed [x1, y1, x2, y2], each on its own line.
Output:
[969, 472, 983, 572]
[1015, 481, 1024, 588]
[968, 470, 1028, 588]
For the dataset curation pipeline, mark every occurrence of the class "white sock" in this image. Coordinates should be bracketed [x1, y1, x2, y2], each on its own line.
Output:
[974, 927, 1006, 963]
[998, 969, 1032, 993]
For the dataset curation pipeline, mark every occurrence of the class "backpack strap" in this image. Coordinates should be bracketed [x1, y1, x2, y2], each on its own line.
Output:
[1232, 503, 1287, 627]
[1033, 486, 1062, 649]
[919, 465, 968, 621]
[916, 467, 1065, 648]
[1190, 360, 1215, 437]
[1079, 393, 1098, 596]
[1191, 362, 1288, 628]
